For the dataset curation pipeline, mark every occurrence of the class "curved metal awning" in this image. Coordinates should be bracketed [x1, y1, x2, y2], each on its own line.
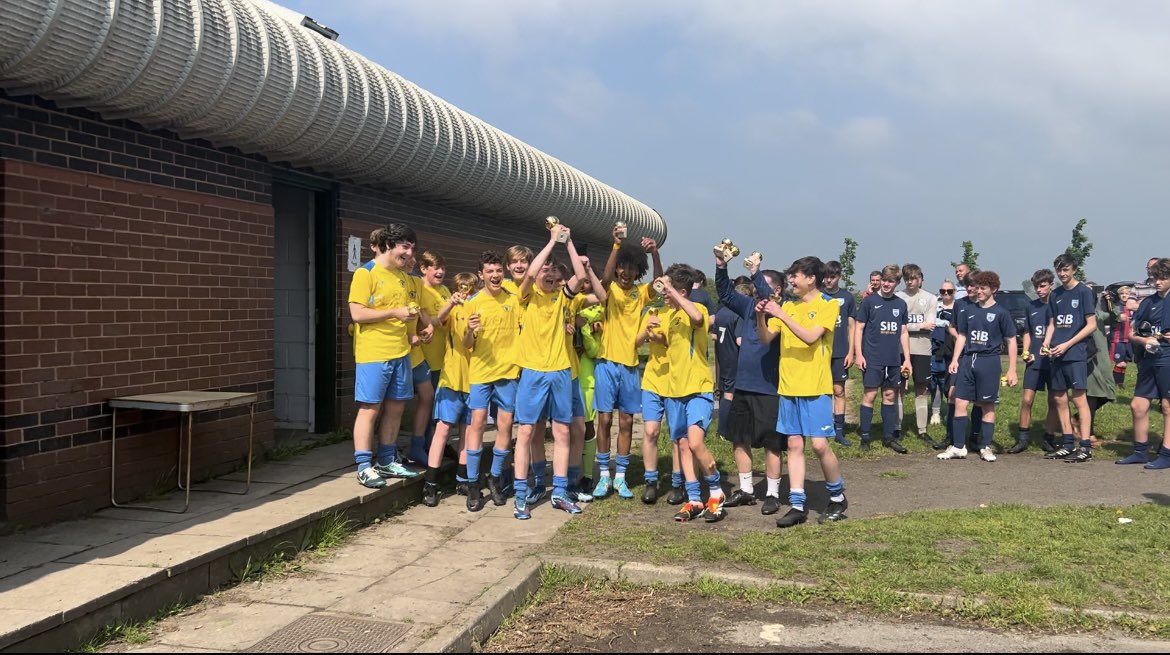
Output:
[0, 0, 668, 245]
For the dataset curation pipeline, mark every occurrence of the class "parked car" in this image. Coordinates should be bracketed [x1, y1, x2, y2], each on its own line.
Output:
[994, 290, 1030, 352]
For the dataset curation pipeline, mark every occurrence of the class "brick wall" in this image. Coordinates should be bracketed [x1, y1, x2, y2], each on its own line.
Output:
[0, 156, 275, 526]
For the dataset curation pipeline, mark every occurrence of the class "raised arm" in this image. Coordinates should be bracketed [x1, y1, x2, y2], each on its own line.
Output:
[714, 260, 755, 319]
[658, 276, 704, 327]
[564, 235, 586, 294]
[520, 227, 563, 298]
[601, 225, 622, 288]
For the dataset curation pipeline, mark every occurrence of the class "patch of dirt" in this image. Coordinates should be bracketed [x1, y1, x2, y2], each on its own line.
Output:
[936, 539, 977, 555]
[485, 583, 1170, 653]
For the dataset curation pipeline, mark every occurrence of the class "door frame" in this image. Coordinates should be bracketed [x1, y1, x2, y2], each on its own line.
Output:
[272, 169, 338, 434]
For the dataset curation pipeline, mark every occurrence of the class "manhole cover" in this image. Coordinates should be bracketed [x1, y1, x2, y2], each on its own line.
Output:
[247, 614, 412, 652]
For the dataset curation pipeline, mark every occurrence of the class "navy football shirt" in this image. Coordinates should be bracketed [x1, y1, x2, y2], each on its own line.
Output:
[824, 287, 856, 358]
[1025, 298, 1051, 370]
[1049, 283, 1096, 362]
[957, 301, 1017, 354]
[1134, 293, 1169, 365]
[856, 292, 908, 366]
[712, 306, 741, 388]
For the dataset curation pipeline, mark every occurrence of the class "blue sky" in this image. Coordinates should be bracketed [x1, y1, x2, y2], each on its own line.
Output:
[280, 0, 1168, 289]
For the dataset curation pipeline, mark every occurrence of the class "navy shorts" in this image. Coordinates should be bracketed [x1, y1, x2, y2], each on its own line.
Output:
[954, 354, 1002, 403]
[1049, 360, 1088, 392]
[910, 355, 932, 387]
[1134, 363, 1170, 400]
[1022, 366, 1050, 392]
[831, 358, 848, 384]
[862, 364, 902, 389]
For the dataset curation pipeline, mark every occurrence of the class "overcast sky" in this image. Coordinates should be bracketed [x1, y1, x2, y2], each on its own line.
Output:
[283, 0, 1167, 289]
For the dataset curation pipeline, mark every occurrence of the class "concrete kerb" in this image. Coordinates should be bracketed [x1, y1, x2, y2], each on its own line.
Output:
[0, 471, 437, 653]
[535, 556, 1170, 627]
[416, 558, 544, 653]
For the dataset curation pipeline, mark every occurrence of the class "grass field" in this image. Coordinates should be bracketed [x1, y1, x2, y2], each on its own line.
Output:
[549, 364, 1170, 636]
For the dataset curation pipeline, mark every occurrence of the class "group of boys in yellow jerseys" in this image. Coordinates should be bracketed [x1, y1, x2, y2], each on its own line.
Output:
[347, 222, 849, 525]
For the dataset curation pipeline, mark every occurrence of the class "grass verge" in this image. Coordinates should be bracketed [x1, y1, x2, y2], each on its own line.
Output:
[550, 503, 1170, 635]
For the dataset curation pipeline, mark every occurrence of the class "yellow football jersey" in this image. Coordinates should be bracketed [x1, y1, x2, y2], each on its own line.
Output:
[639, 309, 670, 396]
[420, 283, 451, 370]
[599, 281, 652, 367]
[517, 285, 573, 372]
[664, 305, 713, 398]
[768, 294, 838, 397]
[464, 289, 521, 383]
[346, 262, 416, 364]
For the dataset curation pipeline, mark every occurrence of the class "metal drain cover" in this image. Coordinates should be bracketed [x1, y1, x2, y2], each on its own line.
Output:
[247, 614, 412, 652]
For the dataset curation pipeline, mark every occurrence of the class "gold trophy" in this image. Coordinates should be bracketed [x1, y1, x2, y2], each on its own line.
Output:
[744, 251, 762, 270]
[713, 238, 740, 261]
[770, 287, 784, 303]
[406, 302, 420, 317]
[546, 215, 569, 243]
[652, 279, 666, 294]
[614, 220, 628, 239]
[455, 280, 474, 304]
[646, 306, 662, 335]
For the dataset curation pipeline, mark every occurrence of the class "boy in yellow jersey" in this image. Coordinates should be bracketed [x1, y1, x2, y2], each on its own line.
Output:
[593, 227, 663, 498]
[511, 225, 589, 518]
[421, 273, 476, 506]
[413, 252, 452, 461]
[463, 251, 522, 511]
[347, 225, 424, 488]
[756, 256, 849, 528]
[402, 255, 437, 467]
[651, 263, 724, 522]
[504, 245, 534, 294]
[635, 296, 686, 505]
[563, 257, 607, 503]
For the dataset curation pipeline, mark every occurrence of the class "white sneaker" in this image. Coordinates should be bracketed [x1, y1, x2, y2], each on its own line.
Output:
[979, 447, 997, 462]
[929, 414, 942, 426]
[937, 446, 967, 460]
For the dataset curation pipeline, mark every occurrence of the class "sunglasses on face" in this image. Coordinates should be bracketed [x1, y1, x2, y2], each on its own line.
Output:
[939, 289, 955, 295]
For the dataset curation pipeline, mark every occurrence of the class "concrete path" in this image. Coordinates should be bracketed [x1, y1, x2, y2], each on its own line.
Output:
[0, 440, 473, 651]
[107, 498, 569, 653]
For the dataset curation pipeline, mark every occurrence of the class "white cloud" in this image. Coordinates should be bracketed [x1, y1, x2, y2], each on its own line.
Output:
[836, 117, 893, 150]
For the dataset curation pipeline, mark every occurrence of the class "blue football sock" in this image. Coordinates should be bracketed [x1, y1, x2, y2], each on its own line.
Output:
[826, 477, 845, 500]
[644, 469, 659, 484]
[859, 405, 874, 440]
[834, 413, 846, 439]
[945, 403, 956, 442]
[685, 480, 702, 503]
[789, 488, 807, 512]
[466, 448, 482, 482]
[355, 450, 373, 473]
[410, 435, 425, 452]
[880, 403, 897, 440]
[490, 448, 510, 478]
[969, 406, 983, 437]
[671, 470, 683, 489]
[513, 477, 528, 502]
[532, 460, 547, 486]
[952, 416, 970, 448]
[615, 454, 630, 475]
[1080, 438, 1093, 450]
[1062, 433, 1075, 448]
[553, 475, 568, 498]
[981, 421, 996, 449]
[705, 470, 721, 494]
[377, 444, 397, 467]
[568, 465, 582, 487]
[597, 452, 611, 477]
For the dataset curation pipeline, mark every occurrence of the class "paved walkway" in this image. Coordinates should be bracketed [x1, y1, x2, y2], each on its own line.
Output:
[0, 438, 566, 652]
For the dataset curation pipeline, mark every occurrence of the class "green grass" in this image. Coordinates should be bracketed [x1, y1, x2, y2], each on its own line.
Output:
[555, 502, 1170, 617]
[492, 565, 1170, 641]
[74, 601, 188, 653]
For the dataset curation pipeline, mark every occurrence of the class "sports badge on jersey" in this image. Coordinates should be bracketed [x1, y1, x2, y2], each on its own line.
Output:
[1071, 299, 1079, 308]
[892, 309, 900, 317]
[986, 312, 996, 321]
